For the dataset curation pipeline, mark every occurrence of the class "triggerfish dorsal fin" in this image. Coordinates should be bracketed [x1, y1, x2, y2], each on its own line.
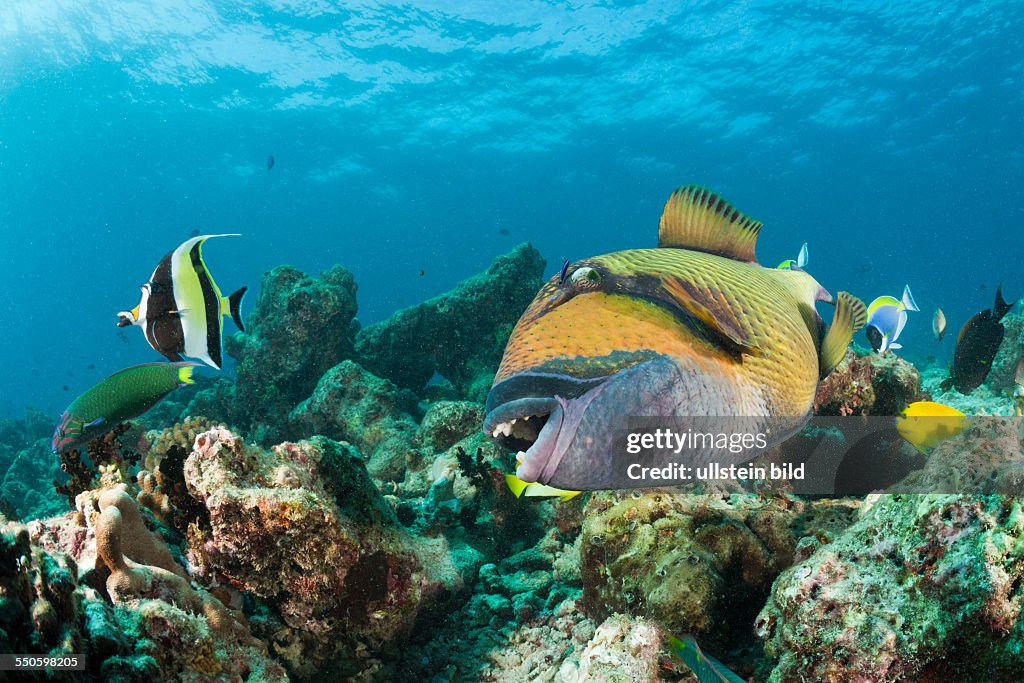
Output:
[660, 276, 764, 359]
[820, 291, 867, 377]
[222, 286, 248, 332]
[658, 185, 763, 264]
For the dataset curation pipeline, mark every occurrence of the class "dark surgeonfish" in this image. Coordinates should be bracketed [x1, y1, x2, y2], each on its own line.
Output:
[117, 234, 247, 370]
[483, 184, 867, 490]
[52, 362, 197, 454]
[941, 287, 1016, 394]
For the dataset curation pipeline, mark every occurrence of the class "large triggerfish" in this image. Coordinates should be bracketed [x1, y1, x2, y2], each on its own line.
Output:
[117, 234, 246, 370]
[51, 362, 197, 454]
[483, 185, 867, 490]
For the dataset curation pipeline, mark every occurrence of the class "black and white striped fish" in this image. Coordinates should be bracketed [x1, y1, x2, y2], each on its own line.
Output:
[117, 234, 247, 370]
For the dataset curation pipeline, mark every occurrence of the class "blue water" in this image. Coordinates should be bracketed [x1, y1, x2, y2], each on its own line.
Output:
[1, 0, 1021, 417]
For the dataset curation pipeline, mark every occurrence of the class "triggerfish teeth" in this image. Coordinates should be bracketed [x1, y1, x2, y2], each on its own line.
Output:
[482, 183, 867, 491]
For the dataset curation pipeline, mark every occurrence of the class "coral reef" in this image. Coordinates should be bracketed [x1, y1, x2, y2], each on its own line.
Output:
[889, 416, 1024, 495]
[757, 494, 1024, 682]
[570, 614, 664, 683]
[226, 264, 359, 441]
[580, 491, 797, 643]
[355, 243, 546, 400]
[0, 409, 66, 521]
[182, 427, 465, 678]
[814, 348, 927, 416]
[288, 360, 421, 480]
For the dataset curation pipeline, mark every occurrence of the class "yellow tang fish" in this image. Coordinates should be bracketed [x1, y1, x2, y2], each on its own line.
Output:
[484, 184, 867, 490]
[896, 401, 971, 454]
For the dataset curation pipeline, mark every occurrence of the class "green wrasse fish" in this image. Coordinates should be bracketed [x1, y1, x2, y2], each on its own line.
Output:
[51, 362, 197, 454]
[484, 184, 867, 490]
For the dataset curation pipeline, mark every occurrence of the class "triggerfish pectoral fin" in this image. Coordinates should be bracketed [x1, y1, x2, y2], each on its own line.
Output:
[504, 474, 581, 501]
[820, 291, 867, 377]
[660, 275, 764, 358]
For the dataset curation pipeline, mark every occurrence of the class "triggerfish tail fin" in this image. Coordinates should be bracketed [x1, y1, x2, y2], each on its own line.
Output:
[666, 634, 745, 683]
[901, 285, 920, 312]
[820, 292, 867, 377]
[504, 473, 581, 501]
[797, 242, 809, 268]
[896, 401, 970, 454]
[994, 285, 1016, 321]
[658, 185, 763, 264]
[224, 286, 248, 332]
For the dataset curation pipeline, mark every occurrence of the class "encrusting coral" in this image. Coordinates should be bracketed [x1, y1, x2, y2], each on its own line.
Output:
[580, 491, 797, 642]
[226, 264, 360, 442]
[182, 427, 465, 678]
[757, 494, 1024, 682]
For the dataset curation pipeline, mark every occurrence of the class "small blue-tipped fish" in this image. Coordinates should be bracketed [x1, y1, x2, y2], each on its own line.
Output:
[865, 284, 919, 353]
[667, 634, 745, 683]
[777, 242, 809, 270]
[267, 154, 275, 171]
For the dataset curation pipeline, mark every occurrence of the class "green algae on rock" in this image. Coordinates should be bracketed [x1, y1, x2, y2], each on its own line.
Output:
[757, 494, 1024, 682]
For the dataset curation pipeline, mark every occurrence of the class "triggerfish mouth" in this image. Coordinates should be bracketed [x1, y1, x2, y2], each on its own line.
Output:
[484, 185, 867, 490]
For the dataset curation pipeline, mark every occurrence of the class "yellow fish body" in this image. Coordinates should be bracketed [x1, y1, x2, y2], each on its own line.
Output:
[896, 401, 970, 454]
[484, 185, 866, 490]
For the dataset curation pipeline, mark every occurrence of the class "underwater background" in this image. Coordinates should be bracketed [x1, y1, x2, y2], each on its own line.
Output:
[2, 2, 1024, 682]
[2, 0, 1022, 417]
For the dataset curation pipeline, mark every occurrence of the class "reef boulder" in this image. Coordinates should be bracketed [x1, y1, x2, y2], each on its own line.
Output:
[355, 243, 546, 400]
[814, 348, 927, 416]
[757, 494, 1024, 682]
[182, 427, 464, 678]
[226, 264, 359, 442]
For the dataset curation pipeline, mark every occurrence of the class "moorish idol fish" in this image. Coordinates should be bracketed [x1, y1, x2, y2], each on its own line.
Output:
[941, 286, 1016, 394]
[52, 362, 198, 454]
[117, 234, 246, 370]
[864, 285, 919, 353]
